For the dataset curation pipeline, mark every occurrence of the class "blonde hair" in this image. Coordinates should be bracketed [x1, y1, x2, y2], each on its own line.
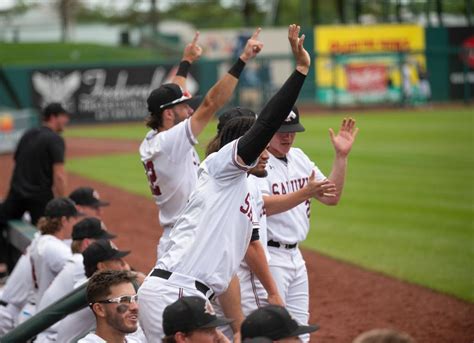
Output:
[71, 240, 84, 254]
[37, 217, 62, 235]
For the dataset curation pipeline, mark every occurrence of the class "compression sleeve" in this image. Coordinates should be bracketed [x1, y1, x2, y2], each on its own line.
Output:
[237, 70, 306, 165]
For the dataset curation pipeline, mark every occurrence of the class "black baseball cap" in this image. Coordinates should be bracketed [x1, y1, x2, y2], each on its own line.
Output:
[83, 239, 130, 271]
[69, 187, 110, 208]
[163, 296, 233, 336]
[241, 305, 319, 340]
[44, 197, 83, 218]
[217, 107, 256, 133]
[43, 103, 69, 119]
[147, 83, 193, 114]
[72, 217, 116, 240]
[277, 106, 305, 133]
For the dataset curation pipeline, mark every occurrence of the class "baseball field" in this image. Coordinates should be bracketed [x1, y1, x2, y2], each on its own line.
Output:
[65, 107, 473, 302]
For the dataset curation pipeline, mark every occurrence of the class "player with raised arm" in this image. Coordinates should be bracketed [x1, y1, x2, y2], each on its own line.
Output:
[259, 108, 358, 342]
[138, 24, 310, 342]
[140, 30, 263, 259]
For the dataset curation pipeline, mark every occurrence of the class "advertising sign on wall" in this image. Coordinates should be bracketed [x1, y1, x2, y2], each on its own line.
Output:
[31, 64, 198, 124]
[314, 24, 427, 105]
[447, 27, 474, 100]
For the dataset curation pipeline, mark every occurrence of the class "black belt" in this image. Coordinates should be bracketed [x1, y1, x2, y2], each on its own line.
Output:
[268, 239, 297, 249]
[151, 269, 214, 300]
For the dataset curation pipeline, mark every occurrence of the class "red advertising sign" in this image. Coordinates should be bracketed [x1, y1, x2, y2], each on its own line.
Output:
[345, 64, 387, 92]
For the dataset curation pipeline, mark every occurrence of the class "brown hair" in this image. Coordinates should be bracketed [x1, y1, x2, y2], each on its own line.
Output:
[87, 270, 137, 308]
[205, 134, 220, 156]
[145, 113, 163, 130]
[37, 217, 62, 235]
[71, 240, 83, 254]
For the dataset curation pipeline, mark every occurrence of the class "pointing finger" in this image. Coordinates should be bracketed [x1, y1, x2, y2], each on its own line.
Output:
[251, 27, 262, 40]
[192, 31, 200, 45]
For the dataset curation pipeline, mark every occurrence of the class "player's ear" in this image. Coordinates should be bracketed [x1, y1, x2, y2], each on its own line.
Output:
[91, 303, 106, 318]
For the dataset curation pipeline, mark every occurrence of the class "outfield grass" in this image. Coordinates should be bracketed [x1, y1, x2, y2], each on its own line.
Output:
[0, 43, 161, 65]
[66, 108, 474, 302]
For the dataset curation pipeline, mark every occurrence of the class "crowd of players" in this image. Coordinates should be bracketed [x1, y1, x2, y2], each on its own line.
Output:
[0, 24, 416, 343]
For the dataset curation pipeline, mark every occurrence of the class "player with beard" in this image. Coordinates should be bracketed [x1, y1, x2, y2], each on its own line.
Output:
[79, 270, 140, 343]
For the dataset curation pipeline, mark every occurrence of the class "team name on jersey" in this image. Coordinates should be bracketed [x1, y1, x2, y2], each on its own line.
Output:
[240, 193, 254, 221]
[271, 177, 309, 195]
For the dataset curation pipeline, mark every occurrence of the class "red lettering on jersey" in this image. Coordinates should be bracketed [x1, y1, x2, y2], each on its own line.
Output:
[143, 161, 162, 196]
[298, 178, 307, 189]
[240, 193, 253, 220]
[281, 183, 287, 195]
[271, 184, 280, 195]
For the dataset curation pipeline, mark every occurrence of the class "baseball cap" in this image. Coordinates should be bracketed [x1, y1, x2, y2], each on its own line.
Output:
[83, 239, 130, 271]
[69, 187, 110, 208]
[217, 107, 256, 133]
[241, 305, 319, 340]
[147, 83, 193, 114]
[43, 103, 69, 119]
[72, 217, 116, 240]
[163, 296, 233, 336]
[277, 106, 305, 133]
[44, 197, 82, 218]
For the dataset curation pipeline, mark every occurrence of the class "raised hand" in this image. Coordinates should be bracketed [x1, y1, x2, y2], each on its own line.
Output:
[182, 31, 202, 63]
[288, 24, 310, 75]
[305, 171, 337, 198]
[329, 118, 359, 157]
[267, 292, 285, 307]
[240, 27, 264, 62]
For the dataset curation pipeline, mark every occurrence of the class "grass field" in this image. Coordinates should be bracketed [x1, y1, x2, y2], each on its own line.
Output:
[0, 43, 161, 65]
[65, 108, 474, 302]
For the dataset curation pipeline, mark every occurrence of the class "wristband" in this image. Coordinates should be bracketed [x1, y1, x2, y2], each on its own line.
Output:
[228, 58, 246, 78]
[176, 60, 191, 77]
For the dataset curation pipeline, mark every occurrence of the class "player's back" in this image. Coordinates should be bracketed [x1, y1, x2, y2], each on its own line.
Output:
[139, 118, 200, 231]
[11, 126, 65, 197]
[156, 140, 256, 295]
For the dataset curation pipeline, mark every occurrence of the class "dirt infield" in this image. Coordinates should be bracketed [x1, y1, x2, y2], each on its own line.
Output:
[1, 137, 473, 343]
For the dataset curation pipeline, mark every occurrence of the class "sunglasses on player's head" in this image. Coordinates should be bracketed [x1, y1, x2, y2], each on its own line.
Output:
[91, 294, 138, 306]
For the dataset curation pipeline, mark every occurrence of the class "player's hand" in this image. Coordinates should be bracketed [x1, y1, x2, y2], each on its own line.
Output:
[288, 24, 310, 75]
[240, 27, 264, 62]
[329, 117, 359, 157]
[305, 172, 337, 199]
[267, 292, 285, 307]
[182, 31, 202, 63]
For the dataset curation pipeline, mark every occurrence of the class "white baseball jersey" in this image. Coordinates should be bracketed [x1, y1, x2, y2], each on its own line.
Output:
[156, 139, 258, 295]
[29, 234, 72, 304]
[260, 148, 325, 243]
[78, 332, 142, 343]
[139, 118, 200, 232]
[37, 253, 85, 311]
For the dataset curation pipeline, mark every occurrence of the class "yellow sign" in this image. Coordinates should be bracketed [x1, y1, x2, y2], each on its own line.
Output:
[314, 24, 425, 90]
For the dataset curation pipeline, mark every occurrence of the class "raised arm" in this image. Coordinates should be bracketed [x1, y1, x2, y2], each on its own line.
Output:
[172, 31, 202, 91]
[236, 24, 310, 166]
[317, 117, 358, 205]
[190, 28, 263, 138]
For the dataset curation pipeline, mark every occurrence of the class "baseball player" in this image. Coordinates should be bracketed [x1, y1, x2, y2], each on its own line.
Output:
[34, 218, 116, 343]
[259, 107, 358, 341]
[0, 103, 69, 275]
[138, 24, 311, 342]
[54, 239, 145, 343]
[205, 108, 275, 324]
[78, 270, 141, 343]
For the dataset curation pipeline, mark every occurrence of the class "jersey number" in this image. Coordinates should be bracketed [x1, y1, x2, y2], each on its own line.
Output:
[144, 161, 162, 196]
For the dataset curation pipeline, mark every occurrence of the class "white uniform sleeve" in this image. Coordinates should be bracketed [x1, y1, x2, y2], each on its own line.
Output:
[205, 139, 258, 182]
[312, 164, 326, 181]
[142, 118, 197, 163]
[47, 246, 72, 274]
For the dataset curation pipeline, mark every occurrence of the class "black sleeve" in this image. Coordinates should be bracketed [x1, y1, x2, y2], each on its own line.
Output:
[49, 135, 65, 164]
[237, 70, 306, 165]
[250, 227, 260, 242]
